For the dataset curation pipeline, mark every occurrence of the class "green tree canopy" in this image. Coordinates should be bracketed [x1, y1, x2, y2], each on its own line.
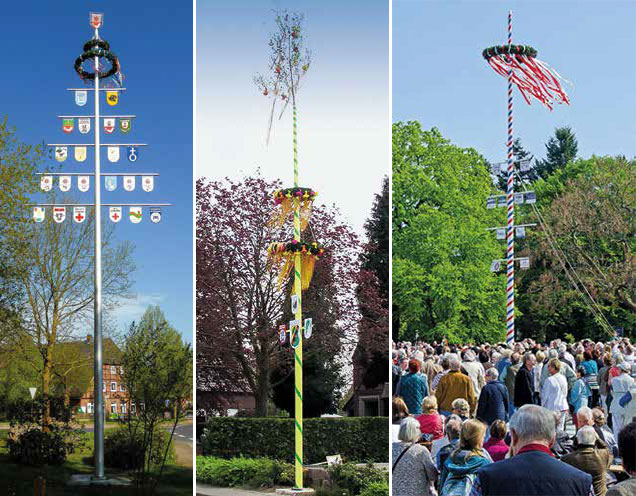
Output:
[392, 122, 505, 343]
[535, 126, 578, 179]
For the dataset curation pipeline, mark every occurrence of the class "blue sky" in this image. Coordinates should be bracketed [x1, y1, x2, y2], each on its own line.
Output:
[197, 0, 390, 235]
[393, 0, 636, 163]
[2, 2, 193, 341]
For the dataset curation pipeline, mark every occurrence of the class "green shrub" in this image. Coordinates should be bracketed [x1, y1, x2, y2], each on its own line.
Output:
[200, 417, 388, 464]
[196, 456, 294, 487]
[104, 425, 176, 470]
[359, 481, 389, 496]
[7, 428, 69, 466]
[328, 462, 388, 495]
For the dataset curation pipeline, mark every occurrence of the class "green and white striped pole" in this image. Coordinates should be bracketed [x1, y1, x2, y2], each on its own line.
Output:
[292, 103, 304, 489]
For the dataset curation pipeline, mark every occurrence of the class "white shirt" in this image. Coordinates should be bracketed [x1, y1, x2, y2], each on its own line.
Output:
[541, 373, 568, 412]
[610, 373, 635, 414]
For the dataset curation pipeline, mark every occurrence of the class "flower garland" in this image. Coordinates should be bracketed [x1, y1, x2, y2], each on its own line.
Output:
[269, 187, 317, 231]
[267, 240, 325, 291]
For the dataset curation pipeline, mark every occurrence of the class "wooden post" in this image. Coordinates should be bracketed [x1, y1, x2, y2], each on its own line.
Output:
[34, 476, 46, 496]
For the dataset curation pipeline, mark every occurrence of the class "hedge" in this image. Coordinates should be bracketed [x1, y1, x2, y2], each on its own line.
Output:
[196, 456, 294, 487]
[200, 417, 388, 464]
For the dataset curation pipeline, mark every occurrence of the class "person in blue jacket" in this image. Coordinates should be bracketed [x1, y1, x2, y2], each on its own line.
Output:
[570, 366, 591, 429]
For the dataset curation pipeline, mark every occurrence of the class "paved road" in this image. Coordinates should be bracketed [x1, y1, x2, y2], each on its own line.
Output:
[172, 422, 194, 443]
[196, 486, 274, 496]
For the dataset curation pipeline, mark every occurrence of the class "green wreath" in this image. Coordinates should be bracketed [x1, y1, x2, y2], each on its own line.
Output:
[74, 39, 119, 80]
[273, 187, 317, 203]
[482, 44, 537, 60]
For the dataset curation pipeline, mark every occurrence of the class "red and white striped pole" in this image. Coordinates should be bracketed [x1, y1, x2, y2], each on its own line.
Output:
[505, 10, 515, 345]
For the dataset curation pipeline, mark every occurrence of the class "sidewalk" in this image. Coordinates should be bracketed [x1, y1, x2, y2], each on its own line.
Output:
[196, 485, 275, 496]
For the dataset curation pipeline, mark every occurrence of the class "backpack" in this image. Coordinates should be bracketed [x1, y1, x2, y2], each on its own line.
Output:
[440, 472, 477, 496]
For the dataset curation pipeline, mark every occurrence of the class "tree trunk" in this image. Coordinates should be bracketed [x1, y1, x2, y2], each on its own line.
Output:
[42, 346, 52, 430]
[254, 353, 271, 417]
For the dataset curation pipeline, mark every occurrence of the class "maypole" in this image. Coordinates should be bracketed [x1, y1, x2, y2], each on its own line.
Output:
[257, 12, 322, 493]
[33, 12, 172, 484]
[483, 11, 570, 345]
[505, 10, 515, 345]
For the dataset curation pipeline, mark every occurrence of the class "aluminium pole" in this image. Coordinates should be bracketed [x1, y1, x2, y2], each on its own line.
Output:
[92, 25, 105, 479]
[505, 11, 515, 345]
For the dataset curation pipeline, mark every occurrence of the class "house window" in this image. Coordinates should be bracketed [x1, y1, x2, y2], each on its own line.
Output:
[131, 404, 136, 414]
[120, 367, 124, 375]
[87, 403, 93, 414]
[110, 366, 117, 375]
[120, 384, 126, 392]
[103, 382, 106, 392]
[121, 403, 126, 414]
[110, 382, 117, 392]
[110, 403, 117, 414]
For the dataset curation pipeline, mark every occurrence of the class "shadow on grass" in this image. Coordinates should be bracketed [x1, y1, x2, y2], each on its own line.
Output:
[0, 430, 191, 496]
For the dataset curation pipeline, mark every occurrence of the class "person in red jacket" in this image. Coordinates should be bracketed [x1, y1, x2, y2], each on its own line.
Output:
[417, 395, 444, 441]
[483, 420, 509, 462]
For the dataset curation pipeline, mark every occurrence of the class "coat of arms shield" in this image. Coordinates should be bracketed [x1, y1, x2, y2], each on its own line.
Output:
[107, 146, 120, 162]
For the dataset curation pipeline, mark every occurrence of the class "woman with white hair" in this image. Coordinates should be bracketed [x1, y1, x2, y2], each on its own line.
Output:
[392, 416, 439, 496]
[609, 361, 635, 439]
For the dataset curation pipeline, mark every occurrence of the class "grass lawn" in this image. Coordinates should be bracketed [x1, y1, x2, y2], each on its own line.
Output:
[0, 430, 192, 496]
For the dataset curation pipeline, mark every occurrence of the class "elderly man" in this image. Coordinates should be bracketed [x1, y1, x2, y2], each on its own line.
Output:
[471, 405, 593, 496]
[607, 422, 636, 496]
[462, 349, 486, 398]
[514, 352, 537, 408]
[542, 358, 569, 430]
[435, 356, 475, 416]
[476, 367, 509, 426]
[502, 352, 521, 414]
[562, 426, 612, 496]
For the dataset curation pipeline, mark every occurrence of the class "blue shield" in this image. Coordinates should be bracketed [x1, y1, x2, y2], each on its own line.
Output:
[127, 146, 138, 162]
[105, 176, 117, 191]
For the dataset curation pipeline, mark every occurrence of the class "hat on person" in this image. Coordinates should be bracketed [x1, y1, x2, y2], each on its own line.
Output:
[618, 362, 631, 372]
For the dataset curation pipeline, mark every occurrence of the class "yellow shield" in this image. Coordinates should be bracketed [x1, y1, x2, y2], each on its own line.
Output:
[106, 91, 118, 106]
[75, 146, 87, 162]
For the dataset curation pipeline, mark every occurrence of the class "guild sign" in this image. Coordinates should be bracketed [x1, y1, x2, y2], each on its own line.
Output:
[496, 228, 505, 240]
[150, 207, 162, 223]
[107, 146, 120, 162]
[303, 318, 313, 339]
[123, 176, 135, 191]
[129, 207, 142, 224]
[78, 176, 90, 192]
[103, 118, 115, 134]
[105, 176, 117, 191]
[490, 260, 501, 273]
[55, 146, 67, 162]
[40, 175, 52, 192]
[59, 176, 71, 192]
[289, 320, 301, 349]
[89, 12, 103, 29]
[142, 176, 154, 192]
[73, 207, 86, 224]
[62, 118, 74, 133]
[109, 206, 122, 223]
[278, 324, 287, 346]
[75, 146, 87, 162]
[78, 118, 90, 134]
[33, 207, 45, 223]
[53, 207, 66, 223]
[106, 91, 118, 106]
[127, 146, 138, 162]
[119, 118, 131, 133]
[75, 90, 88, 106]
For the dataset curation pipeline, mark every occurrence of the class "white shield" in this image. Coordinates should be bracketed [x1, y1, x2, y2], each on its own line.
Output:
[78, 118, 90, 134]
[150, 208, 162, 223]
[75, 146, 87, 162]
[490, 260, 501, 272]
[107, 146, 120, 162]
[109, 207, 122, 223]
[123, 176, 135, 191]
[40, 175, 52, 192]
[142, 176, 154, 192]
[103, 118, 115, 134]
[291, 295, 298, 314]
[515, 226, 526, 239]
[55, 146, 67, 162]
[59, 176, 71, 192]
[278, 325, 287, 346]
[73, 207, 86, 224]
[75, 90, 87, 106]
[514, 193, 525, 205]
[496, 228, 506, 240]
[303, 318, 313, 339]
[89, 12, 103, 29]
[520, 257, 530, 270]
[33, 207, 45, 223]
[105, 176, 117, 191]
[129, 207, 142, 224]
[53, 207, 66, 223]
[78, 176, 90, 192]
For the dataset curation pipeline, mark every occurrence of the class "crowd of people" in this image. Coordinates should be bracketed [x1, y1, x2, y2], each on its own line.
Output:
[391, 337, 636, 496]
